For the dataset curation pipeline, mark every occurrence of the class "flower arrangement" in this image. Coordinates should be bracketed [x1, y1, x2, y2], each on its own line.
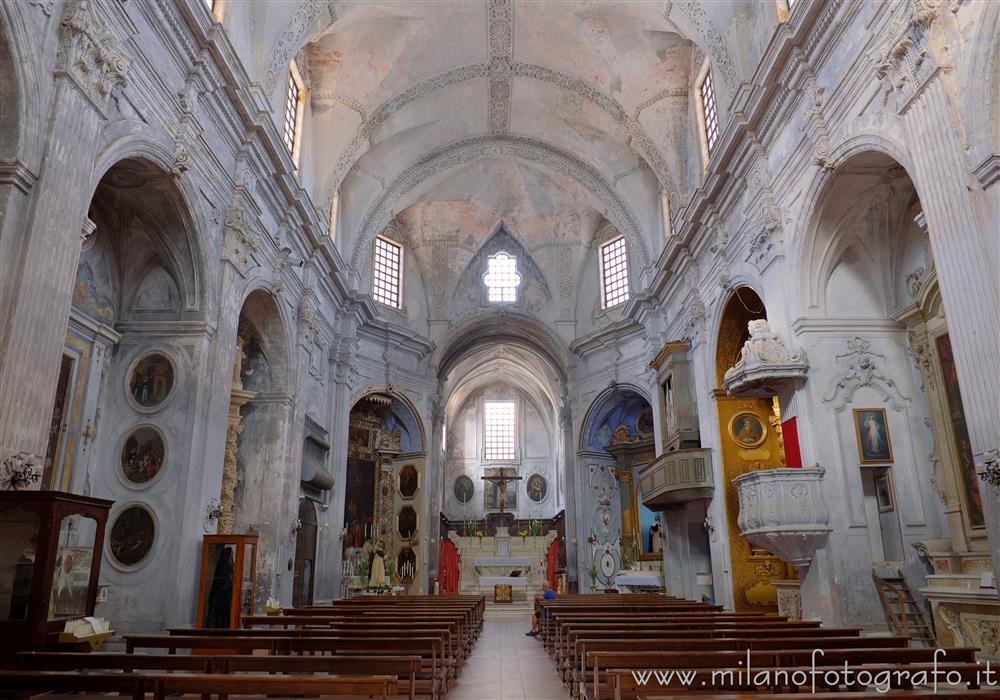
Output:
[586, 563, 600, 590]
[529, 519, 542, 536]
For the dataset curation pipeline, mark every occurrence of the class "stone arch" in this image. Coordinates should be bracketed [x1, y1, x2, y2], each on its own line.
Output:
[578, 384, 653, 454]
[348, 135, 652, 279]
[713, 286, 767, 387]
[349, 385, 426, 454]
[0, 2, 43, 165]
[237, 288, 293, 394]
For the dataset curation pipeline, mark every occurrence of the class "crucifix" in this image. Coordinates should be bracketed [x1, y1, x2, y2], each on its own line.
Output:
[481, 469, 522, 515]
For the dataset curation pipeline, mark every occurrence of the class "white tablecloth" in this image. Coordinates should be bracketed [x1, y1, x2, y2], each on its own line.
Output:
[614, 573, 661, 587]
[474, 557, 535, 568]
[480, 576, 530, 588]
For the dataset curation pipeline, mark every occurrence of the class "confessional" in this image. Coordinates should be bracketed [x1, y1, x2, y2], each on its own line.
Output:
[195, 533, 258, 628]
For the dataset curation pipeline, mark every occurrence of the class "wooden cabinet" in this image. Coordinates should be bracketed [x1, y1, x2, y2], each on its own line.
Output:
[195, 534, 258, 628]
[0, 491, 112, 665]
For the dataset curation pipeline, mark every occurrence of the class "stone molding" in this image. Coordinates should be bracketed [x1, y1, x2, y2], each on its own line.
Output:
[823, 337, 910, 412]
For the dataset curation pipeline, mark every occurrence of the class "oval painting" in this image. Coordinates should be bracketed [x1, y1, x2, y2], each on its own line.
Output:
[526, 473, 547, 503]
[728, 411, 767, 448]
[109, 505, 155, 567]
[398, 506, 417, 539]
[129, 353, 175, 408]
[399, 464, 418, 500]
[454, 475, 474, 504]
[120, 427, 165, 484]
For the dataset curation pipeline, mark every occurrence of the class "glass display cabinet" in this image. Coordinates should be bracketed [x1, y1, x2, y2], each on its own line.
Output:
[195, 534, 258, 628]
[0, 491, 113, 665]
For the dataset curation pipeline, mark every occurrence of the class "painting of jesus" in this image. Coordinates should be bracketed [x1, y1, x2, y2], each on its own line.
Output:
[853, 408, 893, 464]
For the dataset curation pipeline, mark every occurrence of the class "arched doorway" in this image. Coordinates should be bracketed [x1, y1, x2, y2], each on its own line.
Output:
[342, 391, 425, 594]
[714, 286, 789, 613]
[292, 498, 318, 606]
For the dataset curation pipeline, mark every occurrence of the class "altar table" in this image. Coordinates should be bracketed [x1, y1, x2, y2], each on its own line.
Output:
[479, 576, 530, 589]
[474, 557, 535, 568]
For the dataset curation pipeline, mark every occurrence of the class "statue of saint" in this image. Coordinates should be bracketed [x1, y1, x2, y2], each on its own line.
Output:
[368, 541, 388, 588]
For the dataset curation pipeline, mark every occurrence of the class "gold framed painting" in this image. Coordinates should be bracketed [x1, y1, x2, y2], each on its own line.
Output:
[874, 470, 895, 513]
[853, 408, 893, 464]
[727, 411, 767, 448]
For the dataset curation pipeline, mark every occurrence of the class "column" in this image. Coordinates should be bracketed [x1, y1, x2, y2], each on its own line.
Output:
[0, 4, 129, 462]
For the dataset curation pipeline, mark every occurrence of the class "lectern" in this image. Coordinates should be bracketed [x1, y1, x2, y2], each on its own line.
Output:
[0, 491, 112, 665]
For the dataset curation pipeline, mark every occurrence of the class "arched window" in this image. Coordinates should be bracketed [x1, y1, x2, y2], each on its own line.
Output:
[483, 251, 521, 303]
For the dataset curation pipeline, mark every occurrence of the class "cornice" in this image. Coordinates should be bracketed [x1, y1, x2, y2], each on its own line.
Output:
[568, 317, 646, 359]
[358, 317, 436, 361]
[973, 154, 1000, 189]
[0, 160, 39, 194]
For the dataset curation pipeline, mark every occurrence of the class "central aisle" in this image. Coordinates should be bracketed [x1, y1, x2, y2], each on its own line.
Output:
[448, 615, 571, 700]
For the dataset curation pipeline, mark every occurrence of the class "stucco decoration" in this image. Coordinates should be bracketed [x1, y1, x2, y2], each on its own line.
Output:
[666, 0, 739, 92]
[59, 0, 131, 108]
[823, 337, 910, 412]
[262, 0, 337, 98]
[350, 134, 650, 278]
[722, 320, 808, 397]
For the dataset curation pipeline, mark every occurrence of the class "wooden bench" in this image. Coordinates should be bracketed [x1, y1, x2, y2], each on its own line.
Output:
[0, 669, 397, 699]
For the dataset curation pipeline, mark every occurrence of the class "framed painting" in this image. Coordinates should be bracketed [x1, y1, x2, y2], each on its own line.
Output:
[874, 471, 894, 513]
[120, 427, 166, 485]
[128, 353, 175, 409]
[108, 505, 155, 569]
[728, 411, 767, 448]
[397, 506, 417, 540]
[342, 458, 376, 549]
[484, 468, 517, 511]
[525, 473, 547, 503]
[454, 475, 474, 504]
[398, 464, 418, 500]
[853, 408, 893, 464]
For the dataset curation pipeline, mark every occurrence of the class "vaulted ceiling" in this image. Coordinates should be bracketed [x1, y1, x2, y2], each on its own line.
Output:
[258, 1, 717, 278]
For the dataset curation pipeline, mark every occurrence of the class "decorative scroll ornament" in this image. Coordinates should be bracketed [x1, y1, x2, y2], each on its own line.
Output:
[222, 207, 259, 277]
[823, 337, 910, 411]
[723, 320, 808, 397]
[59, 0, 130, 106]
[746, 204, 784, 273]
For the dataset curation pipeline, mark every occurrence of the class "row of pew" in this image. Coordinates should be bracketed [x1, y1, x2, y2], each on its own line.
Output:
[534, 594, 997, 700]
[2, 594, 485, 699]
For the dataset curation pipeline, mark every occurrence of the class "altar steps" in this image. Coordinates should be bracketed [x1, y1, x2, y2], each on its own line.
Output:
[484, 600, 533, 619]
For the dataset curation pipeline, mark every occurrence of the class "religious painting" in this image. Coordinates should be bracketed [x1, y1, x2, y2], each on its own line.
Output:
[397, 506, 417, 540]
[48, 514, 97, 619]
[120, 427, 165, 484]
[109, 505, 155, 568]
[853, 408, 893, 464]
[397, 547, 416, 585]
[636, 407, 655, 439]
[728, 412, 767, 448]
[526, 473, 547, 503]
[128, 353, 174, 408]
[347, 426, 371, 458]
[398, 464, 418, 500]
[484, 467, 518, 511]
[874, 471, 894, 513]
[342, 458, 376, 548]
[936, 334, 985, 528]
[454, 475, 474, 504]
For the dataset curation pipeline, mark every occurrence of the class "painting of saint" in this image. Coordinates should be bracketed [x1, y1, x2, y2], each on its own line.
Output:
[853, 408, 893, 464]
[342, 458, 376, 549]
[874, 472, 894, 512]
[109, 506, 155, 568]
[120, 428, 165, 484]
[728, 412, 766, 448]
[129, 354, 174, 408]
[347, 426, 371, 458]
[397, 506, 417, 539]
[526, 473, 547, 503]
[398, 464, 418, 500]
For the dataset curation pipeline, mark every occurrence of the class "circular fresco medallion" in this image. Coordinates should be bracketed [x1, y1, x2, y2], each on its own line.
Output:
[128, 353, 175, 409]
[109, 505, 155, 568]
[526, 473, 547, 503]
[728, 411, 767, 448]
[120, 427, 165, 485]
[454, 475, 474, 504]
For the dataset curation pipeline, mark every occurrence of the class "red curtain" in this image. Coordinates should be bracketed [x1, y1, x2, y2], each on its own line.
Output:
[782, 416, 802, 468]
[438, 538, 461, 594]
[545, 538, 559, 590]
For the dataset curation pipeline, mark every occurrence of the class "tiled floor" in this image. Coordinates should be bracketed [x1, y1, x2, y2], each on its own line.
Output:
[448, 615, 571, 700]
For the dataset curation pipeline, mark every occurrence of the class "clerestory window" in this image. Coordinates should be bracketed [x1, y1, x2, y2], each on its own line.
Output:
[483, 251, 521, 303]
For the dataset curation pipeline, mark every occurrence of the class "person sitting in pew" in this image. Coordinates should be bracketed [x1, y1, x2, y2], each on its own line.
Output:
[526, 581, 556, 637]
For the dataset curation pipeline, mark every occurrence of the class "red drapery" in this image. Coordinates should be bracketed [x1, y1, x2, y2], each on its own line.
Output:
[437, 538, 461, 594]
[545, 538, 559, 590]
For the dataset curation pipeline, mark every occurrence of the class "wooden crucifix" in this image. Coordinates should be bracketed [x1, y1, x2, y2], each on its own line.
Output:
[481, 469, 522, 515]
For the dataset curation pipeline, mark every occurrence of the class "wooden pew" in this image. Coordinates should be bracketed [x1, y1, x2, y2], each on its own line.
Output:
[18, 651, 423, 700]
[0, 670, 398, 699]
